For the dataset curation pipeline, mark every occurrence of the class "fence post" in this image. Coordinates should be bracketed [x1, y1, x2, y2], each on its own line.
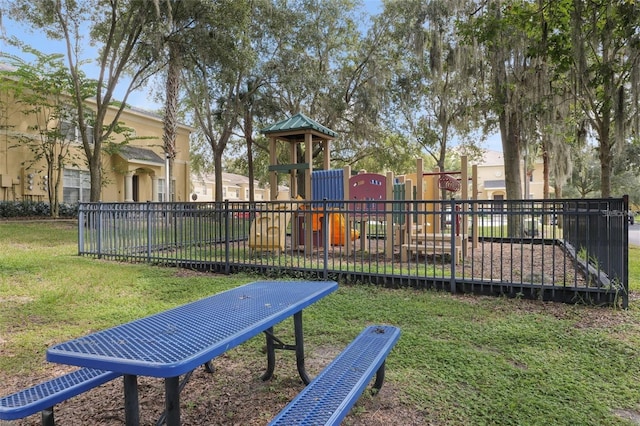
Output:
[78, 204, 85, 255]
[96, 202, 103, 259]
[146, 202, 152, 263]
[323, 199, 329, 280]
[225, 200, 230, 275]
[449, 197, 457, 294]
[622, 195, 630, 309]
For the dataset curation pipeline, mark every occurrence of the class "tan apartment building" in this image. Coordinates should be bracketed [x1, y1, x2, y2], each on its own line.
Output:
[0, 90, 192, 203]
[475, 150, 550, 200]
[190, 172, 278, 202]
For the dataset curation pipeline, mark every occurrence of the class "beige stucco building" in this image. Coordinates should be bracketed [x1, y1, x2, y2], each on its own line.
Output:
[475, 150, 550, 200]
[191, 172, 285, 202]
[0, 89, 192, 203]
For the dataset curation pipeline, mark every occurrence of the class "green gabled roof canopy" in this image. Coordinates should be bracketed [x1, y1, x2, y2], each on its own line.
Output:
[260, 112, 338, 141]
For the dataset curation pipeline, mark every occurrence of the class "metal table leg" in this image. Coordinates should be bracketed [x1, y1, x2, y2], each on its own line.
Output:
[261, 326, 276, 381]
[260, 310, 309, 384]
[164, 376, 181, 426]
[293, 311, 310, 385]
[124, 374, 140, 426]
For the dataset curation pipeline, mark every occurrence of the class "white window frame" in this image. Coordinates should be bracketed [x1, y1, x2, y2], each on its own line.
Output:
[63, 169, 91, 203]
[157, 179, 175, 202]
[158, 179, 166, 202]
[60, 119, 94, 145]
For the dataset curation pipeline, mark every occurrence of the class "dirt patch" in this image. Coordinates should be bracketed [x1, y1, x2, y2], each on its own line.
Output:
[0, 296, 33, 304]
[0, 349, 423, 425]
[613, 408, 640, 424]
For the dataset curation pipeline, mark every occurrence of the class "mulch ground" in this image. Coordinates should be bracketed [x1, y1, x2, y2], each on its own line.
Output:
[0, 343, 424, 425]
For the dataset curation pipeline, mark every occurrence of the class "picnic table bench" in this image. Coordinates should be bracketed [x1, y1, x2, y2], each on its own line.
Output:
[0, 368, 120, 425]
[9, 280, 338, 426]
[269, 324, 401, 426]
[2, 280, 401, 426]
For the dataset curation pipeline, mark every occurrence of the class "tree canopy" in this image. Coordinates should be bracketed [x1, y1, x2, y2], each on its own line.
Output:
[3, 0, 640, 204]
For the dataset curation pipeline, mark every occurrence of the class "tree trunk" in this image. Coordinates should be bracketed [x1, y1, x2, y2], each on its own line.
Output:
[598, 65, 613, 198]
[501, 110, 522, 201]
[164, 43, 181, 201]
[500, 108, 523, 237]
[598, 126, 612, 198]
[542, 141, 550, 199]
[214, 152, 224, 202]
[554, 182, 563, 228]
[89, 146, 102, 202]
[213, 127, 233, 202]
[245, 110, 255, 203]
[48, 158, 59, 218]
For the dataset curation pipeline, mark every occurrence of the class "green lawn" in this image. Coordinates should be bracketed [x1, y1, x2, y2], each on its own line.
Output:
[1, 221, 640, 425]
[630, 245, 640, 291]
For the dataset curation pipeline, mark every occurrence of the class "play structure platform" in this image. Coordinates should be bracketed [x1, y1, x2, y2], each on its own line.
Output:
[248, 204, 293, 255]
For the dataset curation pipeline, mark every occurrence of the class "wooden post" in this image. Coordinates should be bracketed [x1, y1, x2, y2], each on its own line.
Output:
[405, 178, 413, 246]
[269, 137, 277, 200]
[416, 158, 423, 232]
[323, 140, 330, 170]
[472, 164, 479, 249]
[304, 132, 313, 249]
[461, 155, 468, 259]
[385, 171, 394, 259]
[290, 140, 297, 199]
[343, 165, 352, 257]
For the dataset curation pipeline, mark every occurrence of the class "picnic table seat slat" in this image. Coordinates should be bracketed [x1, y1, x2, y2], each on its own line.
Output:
[0, 367, 120, 423]
[268, 324, 401, 426]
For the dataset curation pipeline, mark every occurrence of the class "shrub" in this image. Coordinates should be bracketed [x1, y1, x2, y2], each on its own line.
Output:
[0, 201, 78, 218]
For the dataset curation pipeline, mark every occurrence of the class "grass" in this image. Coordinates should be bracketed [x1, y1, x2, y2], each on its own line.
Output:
[629, 245, 640, 290]
[2, 221, 640, 425]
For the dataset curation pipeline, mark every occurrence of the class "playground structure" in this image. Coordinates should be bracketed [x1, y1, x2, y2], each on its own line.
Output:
[248, 194, 293, 256]
[251, 113, 337, 254]
[251, 112, 478, 258]
[399, 157, 478, 264]
[299, 202, 360, 247]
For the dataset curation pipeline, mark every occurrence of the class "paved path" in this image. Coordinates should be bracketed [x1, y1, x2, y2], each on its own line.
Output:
[630, 223, 640, 246]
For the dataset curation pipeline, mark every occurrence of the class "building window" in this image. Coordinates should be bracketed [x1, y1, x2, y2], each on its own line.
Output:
[157, 179, 175, 202]
[63, 169, 91, 203]
[60, 120, 94, 144]
[158, 179, 166, 202]
[158, 179, 175, 202]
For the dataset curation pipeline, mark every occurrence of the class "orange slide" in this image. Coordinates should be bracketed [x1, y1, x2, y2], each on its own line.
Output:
[311, 211, 359, 246]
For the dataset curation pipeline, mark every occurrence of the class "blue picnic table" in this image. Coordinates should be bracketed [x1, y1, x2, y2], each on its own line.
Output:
[46, 280, 338, 426]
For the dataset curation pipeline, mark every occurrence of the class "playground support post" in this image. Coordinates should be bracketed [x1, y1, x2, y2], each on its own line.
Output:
[343, 165, 352, 258]
[385, 171, 394, 260]
[472, 164, 479, 249]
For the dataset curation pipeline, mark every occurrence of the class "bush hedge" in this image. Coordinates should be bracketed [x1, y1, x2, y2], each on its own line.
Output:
[0, 201, 78, 218]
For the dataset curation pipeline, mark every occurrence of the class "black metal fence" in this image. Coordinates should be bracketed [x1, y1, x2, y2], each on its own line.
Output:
[78, 197, 629, 307]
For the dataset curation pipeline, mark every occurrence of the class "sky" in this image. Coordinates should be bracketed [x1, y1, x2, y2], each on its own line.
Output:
[0, 18, 159, 111]
[0, 2, 384, 112]
[0, 0, 502, 152]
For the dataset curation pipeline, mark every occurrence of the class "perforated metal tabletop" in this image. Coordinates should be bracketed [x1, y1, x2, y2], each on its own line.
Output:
[46, 280, 337, 377]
